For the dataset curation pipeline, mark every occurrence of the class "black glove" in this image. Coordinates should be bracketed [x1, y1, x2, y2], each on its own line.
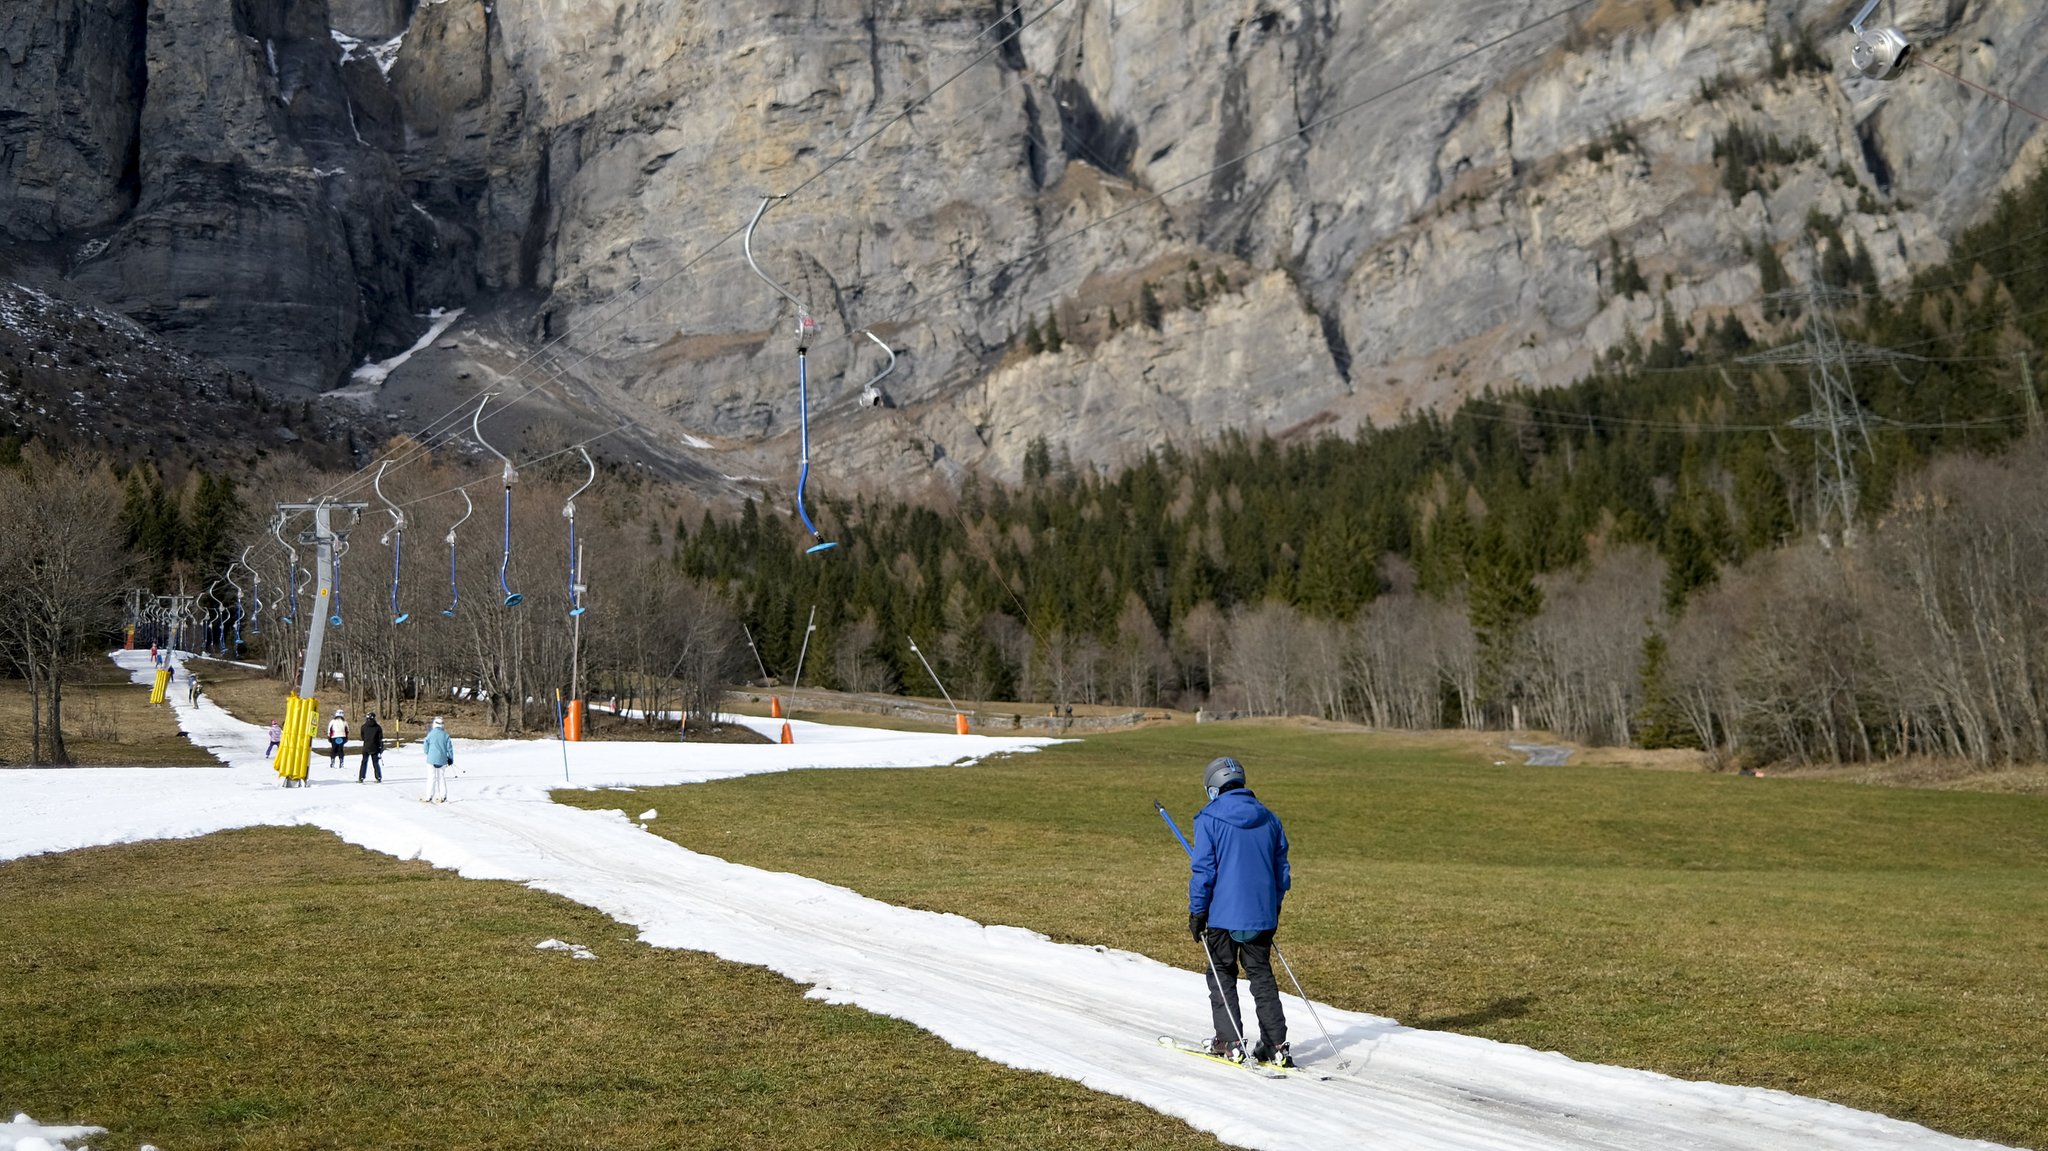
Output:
[1188, 912, 1206, 940]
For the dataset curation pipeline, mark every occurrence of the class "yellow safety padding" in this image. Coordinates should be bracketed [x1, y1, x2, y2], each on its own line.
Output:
[273, 693, 314, 782]
[149, 668, 171, 705]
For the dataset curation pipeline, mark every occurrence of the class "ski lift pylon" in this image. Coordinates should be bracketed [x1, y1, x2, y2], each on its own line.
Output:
[743, 195, 839, 556]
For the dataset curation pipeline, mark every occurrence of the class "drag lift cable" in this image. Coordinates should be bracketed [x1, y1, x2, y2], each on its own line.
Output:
[474, 395, 526, 605]
[443, 487, 474, 618]
[563, 446, 595, 617]
[374, 461, 412, 624]
[744, 195, 838, 555]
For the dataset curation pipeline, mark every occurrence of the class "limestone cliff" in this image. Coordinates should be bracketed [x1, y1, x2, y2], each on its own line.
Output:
[1, 0, 2042, 490]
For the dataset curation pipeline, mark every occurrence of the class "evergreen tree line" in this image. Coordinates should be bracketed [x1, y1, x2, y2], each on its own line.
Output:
[681, 162, 2048, 766]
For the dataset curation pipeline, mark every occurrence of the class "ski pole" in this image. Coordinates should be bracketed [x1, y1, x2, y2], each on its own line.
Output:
[1154, 799, 1349, 1072]
[1154, 801, 1257, 1067]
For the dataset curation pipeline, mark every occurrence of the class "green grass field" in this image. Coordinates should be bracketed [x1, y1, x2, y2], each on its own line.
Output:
[559, 722, 2048, 1148]
[0, 827, 1226, 1151]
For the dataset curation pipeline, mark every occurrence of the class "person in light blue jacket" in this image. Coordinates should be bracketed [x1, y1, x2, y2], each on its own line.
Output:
[421, 716, 454, 803]
[1188, 755, 1292, 1066]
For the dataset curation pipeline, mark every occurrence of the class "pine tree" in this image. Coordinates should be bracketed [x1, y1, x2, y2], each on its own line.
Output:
[1139, 282, 1164, 330]
[1633, 629, 1699, 748]
[1044, 311, 1064, 353]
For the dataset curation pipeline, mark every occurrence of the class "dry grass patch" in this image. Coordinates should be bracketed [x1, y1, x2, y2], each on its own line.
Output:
[561, 720, 2048, 1148]
[0, 662, 213, 767]
[0, 826, 1225, 1151]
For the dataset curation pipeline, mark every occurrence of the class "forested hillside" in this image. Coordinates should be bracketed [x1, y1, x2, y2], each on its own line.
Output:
[685, 158, 2048, 769]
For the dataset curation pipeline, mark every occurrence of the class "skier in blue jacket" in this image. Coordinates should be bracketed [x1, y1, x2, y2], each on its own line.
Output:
[1188, 755, 1292, 1066]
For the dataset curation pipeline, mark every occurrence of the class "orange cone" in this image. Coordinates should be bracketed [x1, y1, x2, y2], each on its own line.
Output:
[770, 696, 784, 718]
[780, 721, 794, 745]
[954, 713, 970, 735]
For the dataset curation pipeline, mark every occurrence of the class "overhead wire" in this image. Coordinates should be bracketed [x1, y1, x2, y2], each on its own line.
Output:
[311, 0, 1070, 510]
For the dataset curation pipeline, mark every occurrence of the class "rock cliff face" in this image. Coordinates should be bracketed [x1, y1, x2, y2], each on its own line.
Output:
[1, 0, 2043, 488]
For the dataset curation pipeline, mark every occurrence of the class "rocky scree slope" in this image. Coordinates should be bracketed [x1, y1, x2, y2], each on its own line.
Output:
[1, 0, 2043, 491]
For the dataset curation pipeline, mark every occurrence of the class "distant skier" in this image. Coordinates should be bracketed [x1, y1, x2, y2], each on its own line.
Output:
[264, 718, 282, 759]
[1187, 755, 1293, 1067]
[357, 712, 384, 783]
[326, 709, 348, 769]
[421, 716, 454, 803]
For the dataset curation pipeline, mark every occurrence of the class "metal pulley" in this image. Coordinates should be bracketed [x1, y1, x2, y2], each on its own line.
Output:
[1848, 0, 1910, 81]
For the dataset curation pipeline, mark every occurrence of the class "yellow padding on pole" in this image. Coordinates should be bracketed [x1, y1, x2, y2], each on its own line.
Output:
[149, 669, 171, 705]
[274, 694, 314, 782]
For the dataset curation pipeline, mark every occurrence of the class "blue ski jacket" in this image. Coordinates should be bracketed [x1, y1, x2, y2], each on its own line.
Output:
[423, 727, 454, 767]
[1188, 788, 1290, 931]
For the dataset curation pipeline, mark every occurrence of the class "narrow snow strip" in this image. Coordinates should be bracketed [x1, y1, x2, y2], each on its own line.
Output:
[0, 1112, 104, 1151]
[0, 651, 2014, 1151]
[340, 308, 464, 393]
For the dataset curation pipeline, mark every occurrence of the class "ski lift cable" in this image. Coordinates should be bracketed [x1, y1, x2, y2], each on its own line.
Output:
[1912, 53, 2048, 124]
[313, 0, 1059, 508]
[564, 446, 595, 617]
[828, 0, 1599, 353]
[327, 0, 1591, 525]
[746, 196, 839, 554]
[374, 460, 412, 625]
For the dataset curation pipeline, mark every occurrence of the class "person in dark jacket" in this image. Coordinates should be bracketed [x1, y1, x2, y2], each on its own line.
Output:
[357, 712, 385, 783]
[1188, 755, 1293, 1066]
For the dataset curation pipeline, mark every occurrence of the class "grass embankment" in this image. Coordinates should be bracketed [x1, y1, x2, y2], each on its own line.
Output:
[0, 827, 1224, 1151]
[0, 662, 213, 767]
[562, 722, 2048, 1148]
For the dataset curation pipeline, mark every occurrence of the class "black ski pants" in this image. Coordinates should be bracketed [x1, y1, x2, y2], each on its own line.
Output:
[1203, 928, 1286, 1051]
[358, 750, 382, 781]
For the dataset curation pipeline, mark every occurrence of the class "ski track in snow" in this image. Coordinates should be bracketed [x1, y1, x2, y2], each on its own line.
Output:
[0, 651, 2016, 1151]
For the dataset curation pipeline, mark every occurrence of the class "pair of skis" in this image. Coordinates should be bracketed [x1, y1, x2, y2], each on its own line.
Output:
[1157, 1036, 1331, 1080]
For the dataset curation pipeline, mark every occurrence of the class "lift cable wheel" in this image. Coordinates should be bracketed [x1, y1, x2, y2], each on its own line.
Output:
[1848, 0, 1910, 81]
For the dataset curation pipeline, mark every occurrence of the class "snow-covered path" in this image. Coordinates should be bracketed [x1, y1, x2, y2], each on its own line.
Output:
[0, 651, 2013, 1151]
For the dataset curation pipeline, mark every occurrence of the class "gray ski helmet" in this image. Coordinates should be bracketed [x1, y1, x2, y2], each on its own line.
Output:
[1204, 756, 1246, 795]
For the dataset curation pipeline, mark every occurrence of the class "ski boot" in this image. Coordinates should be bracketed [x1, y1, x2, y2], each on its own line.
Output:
[1253, 1040, 1295, 1069]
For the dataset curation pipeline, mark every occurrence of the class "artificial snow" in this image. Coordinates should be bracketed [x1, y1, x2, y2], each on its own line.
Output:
[0, 1113, 103, 1151]
[535, 938, 596, 961]
[0, 650, 2017, 1151]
